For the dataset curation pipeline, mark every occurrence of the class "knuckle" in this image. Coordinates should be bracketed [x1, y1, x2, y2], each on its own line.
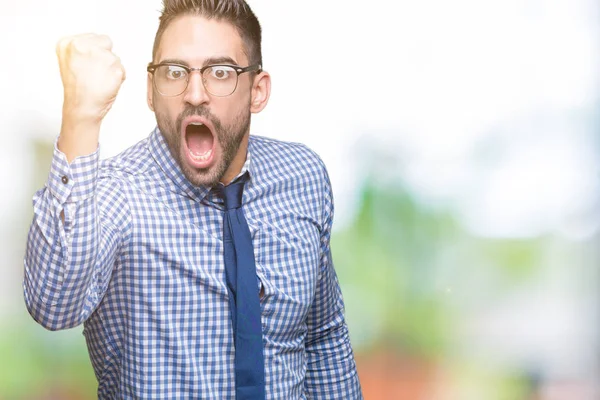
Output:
[99, 34, 113, 47]
[71, 38, 85, 54]
[56, 36, 71, 55]
[71, 33, 99, 54]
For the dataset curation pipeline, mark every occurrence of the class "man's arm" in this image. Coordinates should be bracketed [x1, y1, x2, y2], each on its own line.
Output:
[23, 33, 128, 331]
[304, 164, 363, 399]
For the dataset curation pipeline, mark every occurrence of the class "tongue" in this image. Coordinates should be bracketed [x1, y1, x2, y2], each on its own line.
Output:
[186, 126, 213, 156]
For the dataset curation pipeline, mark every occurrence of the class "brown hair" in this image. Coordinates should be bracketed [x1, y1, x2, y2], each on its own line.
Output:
[152, 0, 262, 66]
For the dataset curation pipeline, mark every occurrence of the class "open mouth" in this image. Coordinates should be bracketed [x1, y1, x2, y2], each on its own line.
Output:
[185, 121, 215, 164]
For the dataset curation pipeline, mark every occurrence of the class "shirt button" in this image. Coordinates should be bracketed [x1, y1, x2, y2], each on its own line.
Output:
[61, 176, 69, 184]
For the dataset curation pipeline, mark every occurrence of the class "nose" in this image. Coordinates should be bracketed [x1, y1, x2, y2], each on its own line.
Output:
[183, 70, 210, 106]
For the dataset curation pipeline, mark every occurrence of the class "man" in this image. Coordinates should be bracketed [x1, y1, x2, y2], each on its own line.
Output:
[24, 0, 362, 398]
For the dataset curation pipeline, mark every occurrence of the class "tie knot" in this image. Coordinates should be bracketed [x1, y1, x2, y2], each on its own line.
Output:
[221, 174, 248, 210]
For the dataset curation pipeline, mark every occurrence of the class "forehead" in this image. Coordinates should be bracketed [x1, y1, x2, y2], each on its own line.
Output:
[156, 15, 246, 64]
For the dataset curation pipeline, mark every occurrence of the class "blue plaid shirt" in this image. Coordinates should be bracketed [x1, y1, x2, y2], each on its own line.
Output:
[24, 128, 362, 399]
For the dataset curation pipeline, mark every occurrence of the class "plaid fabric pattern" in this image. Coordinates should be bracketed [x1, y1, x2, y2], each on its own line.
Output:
[24, 127, 363, 399]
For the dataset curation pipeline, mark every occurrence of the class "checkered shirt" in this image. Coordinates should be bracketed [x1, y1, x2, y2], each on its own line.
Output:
[23, 127, 363, 399]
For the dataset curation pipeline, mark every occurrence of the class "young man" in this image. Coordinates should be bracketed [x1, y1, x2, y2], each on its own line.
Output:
[24, 0, 363, 398]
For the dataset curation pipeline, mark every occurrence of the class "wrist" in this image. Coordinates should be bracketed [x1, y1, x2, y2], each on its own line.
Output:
[62, 99, 104, 126]
[58, 112, 102, 163]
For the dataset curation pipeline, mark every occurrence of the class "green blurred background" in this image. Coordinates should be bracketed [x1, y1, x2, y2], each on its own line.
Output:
[1, 0, 599, 399]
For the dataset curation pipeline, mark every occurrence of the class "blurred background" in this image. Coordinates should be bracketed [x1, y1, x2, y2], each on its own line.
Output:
[1, 0, 599, 398]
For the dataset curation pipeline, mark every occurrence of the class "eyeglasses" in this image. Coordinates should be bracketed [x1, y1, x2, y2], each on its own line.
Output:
[147, 62, 262, 97]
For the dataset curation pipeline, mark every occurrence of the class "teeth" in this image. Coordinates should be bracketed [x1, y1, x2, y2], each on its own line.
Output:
[190, 148, 213, 161]
[189, 122, 204, 126]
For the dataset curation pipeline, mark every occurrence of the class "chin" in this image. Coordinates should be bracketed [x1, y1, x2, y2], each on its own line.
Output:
[180, 153, 226, 188]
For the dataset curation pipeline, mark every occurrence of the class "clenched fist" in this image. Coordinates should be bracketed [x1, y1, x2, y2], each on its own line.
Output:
[56, 34, 126, 162]
[57, 33, 126, 122]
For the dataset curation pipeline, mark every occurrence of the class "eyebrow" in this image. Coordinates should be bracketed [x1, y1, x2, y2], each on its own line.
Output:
[157, 56, 240, 67]
[203, 56, 239, 66]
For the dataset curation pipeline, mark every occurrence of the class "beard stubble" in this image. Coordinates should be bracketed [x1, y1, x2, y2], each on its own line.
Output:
[156, 104, 251, 187]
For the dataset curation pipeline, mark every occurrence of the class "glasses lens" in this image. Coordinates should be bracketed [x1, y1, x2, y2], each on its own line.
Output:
[154, 65, 188, 96]
[202, 66, 238, 96]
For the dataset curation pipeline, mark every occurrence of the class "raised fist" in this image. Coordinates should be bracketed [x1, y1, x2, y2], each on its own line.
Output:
[56, 33, 126, 123]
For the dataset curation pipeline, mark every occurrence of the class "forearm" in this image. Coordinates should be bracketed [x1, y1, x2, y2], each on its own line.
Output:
[305, 323, 362, 399]
[304, 250, 362, 398]
[58, 114, 101, 163]
[304, 276, 362, 398]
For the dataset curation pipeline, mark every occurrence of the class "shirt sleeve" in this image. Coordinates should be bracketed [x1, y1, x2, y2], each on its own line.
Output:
[23, 141, 131, 331]
[304, 162, 363, 399]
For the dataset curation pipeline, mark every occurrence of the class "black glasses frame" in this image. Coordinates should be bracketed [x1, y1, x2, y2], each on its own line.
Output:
[146, 63, 262, 97]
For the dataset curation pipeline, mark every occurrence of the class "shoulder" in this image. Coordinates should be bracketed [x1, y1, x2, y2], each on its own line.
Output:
[249, 135, 333, 224]
[249, 134, 329, 183]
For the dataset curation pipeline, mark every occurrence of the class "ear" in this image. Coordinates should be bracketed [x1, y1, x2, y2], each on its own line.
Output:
[147, 72, 155, 112]
[250, 71, 271, 114]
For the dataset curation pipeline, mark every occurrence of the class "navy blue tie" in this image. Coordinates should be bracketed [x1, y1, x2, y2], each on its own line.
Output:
[221, 174, 266, 400]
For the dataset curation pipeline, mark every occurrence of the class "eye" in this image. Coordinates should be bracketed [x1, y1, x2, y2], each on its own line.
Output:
[165, 65, 188, 80]
[208, 66, 235, 80]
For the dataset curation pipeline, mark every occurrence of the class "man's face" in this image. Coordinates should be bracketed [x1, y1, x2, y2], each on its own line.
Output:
[148, 15, 255, 187]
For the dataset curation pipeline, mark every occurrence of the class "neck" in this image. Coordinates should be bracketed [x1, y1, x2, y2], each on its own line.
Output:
[220, 134, 249, 186]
